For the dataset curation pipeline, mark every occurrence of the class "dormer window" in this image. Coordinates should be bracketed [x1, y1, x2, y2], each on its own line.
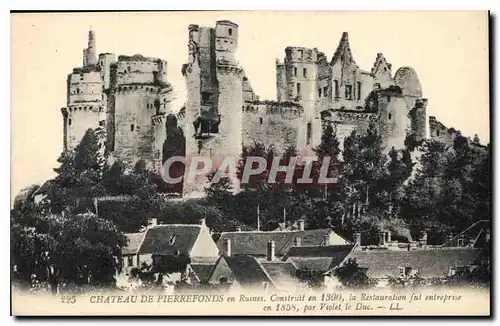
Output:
[398, 266, 413, 278]
[169, 235, 176, 245]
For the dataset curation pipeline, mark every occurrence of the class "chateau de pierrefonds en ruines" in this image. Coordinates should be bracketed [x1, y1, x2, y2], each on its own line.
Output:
[61, 20, 459, 197]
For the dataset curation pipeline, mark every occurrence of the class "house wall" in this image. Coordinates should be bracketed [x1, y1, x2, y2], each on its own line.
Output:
[191, 226, 220, 257]
[328, 233, 351, 245]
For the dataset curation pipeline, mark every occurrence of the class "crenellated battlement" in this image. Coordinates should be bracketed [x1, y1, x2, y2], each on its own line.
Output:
[216, 64, 244, 76]
[333, 110, 379, 123]
[242, 100, 303, 119]
[67, 104, 105, 113]
[151, 112, 166, 126]
[111, 84, 171, 94]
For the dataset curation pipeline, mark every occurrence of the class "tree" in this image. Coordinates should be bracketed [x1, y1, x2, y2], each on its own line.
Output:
[333, 258, 377, 289]
[49, 129, 106, 213]
[205, 171, 233, 209]
[11, 210, 127, 294]
[341, 124, 389, 227]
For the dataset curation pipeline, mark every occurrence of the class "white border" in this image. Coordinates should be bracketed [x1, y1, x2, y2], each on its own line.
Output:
[3, 1, 499, 324]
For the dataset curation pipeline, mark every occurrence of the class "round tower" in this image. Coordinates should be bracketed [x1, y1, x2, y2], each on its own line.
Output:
[215, 20, 239, 65]
[83, 29, 97, 66]
[63, 67, 105, 151]
[111, 55, 173, 170]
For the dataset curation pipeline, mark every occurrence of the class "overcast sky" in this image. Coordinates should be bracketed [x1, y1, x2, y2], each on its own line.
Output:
[11, 11, 489, 197]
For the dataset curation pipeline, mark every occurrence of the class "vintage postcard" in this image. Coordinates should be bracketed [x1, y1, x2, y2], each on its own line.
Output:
[10, 11, 491, 316]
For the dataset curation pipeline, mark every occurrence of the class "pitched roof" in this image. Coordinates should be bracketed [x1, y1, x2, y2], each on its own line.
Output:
[123, 232, 145, 255]
[223, 255, 274, 288]
[216, 229, 333, 256]
[289, 257, 338, 272]
[259, 261, 298, 289]
[344, 248, 482, 279]
[282, 244, 355, 273]
[331, 32, 355, 66]
[138, 224, 202, 255]
[284, 244, 355, 260]
[441, 220, 490, 248]
[190, 264, 215, 283]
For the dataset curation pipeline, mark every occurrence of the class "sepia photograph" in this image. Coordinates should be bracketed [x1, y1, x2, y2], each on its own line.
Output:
[10, 10, 491, 316]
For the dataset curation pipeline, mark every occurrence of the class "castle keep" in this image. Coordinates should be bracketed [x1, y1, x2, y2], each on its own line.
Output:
[61, 21, 447, 197]
[61, 30, 173, 173]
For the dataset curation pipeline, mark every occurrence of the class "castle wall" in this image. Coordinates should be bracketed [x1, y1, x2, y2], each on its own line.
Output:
[409, 98, 428, 143]
[429, 116, 456, 147]
[330, 59, 365, 110]
[65, 104, 106, 150]
[276, 60, 287, 102]
[241, 103, 302, 154]
[216, 65, 243, 158]
[371, 53, 393, 89]
[67, 70, 103, 105]
[112, 86, 163, 168]
[114, 57, 163, 85]
[98, 53, 117, 90]
[377, 92, 410, 151]
[327, 111, 378, 152]
[242, 74, 258, 102]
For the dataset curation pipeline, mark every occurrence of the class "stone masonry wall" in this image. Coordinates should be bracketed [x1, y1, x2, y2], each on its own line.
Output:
[242, 104, 302, 154]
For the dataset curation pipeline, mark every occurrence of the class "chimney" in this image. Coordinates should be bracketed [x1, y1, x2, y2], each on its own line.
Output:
[224, 238, 232, 257]
[378, 231, 386, 247]
[323, 234, 330, 246]
[419, 231, 428, 246]
[148, 217, 157, 227]
[354, 232, 362, 246]
[386, 230, 392, 243]
[294, 236, 302, 247]
[200, 218, 206, 227]
[446, 233, 454, 246]
[458, 235, 466, 247]
[267, 240, 276, 261]
[236, 227, 242, 232]
[298, 219, 305, 231]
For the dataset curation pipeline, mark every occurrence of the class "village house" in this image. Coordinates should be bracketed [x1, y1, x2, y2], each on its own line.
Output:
[216, 219, 351, 258]
[121, 218, 219, 282]
[208, 239, 301, 291]
[324, 230, 484, 288]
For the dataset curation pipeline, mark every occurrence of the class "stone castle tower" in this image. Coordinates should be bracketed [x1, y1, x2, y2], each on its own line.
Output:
[60, 22, 436, 199]
[275, 32, 428, 153]
[61, 30, 173, 174]
[181, 21, 244, 196]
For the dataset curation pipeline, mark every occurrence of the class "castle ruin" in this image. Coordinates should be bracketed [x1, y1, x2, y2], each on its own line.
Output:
[61, 21, 450, 198]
